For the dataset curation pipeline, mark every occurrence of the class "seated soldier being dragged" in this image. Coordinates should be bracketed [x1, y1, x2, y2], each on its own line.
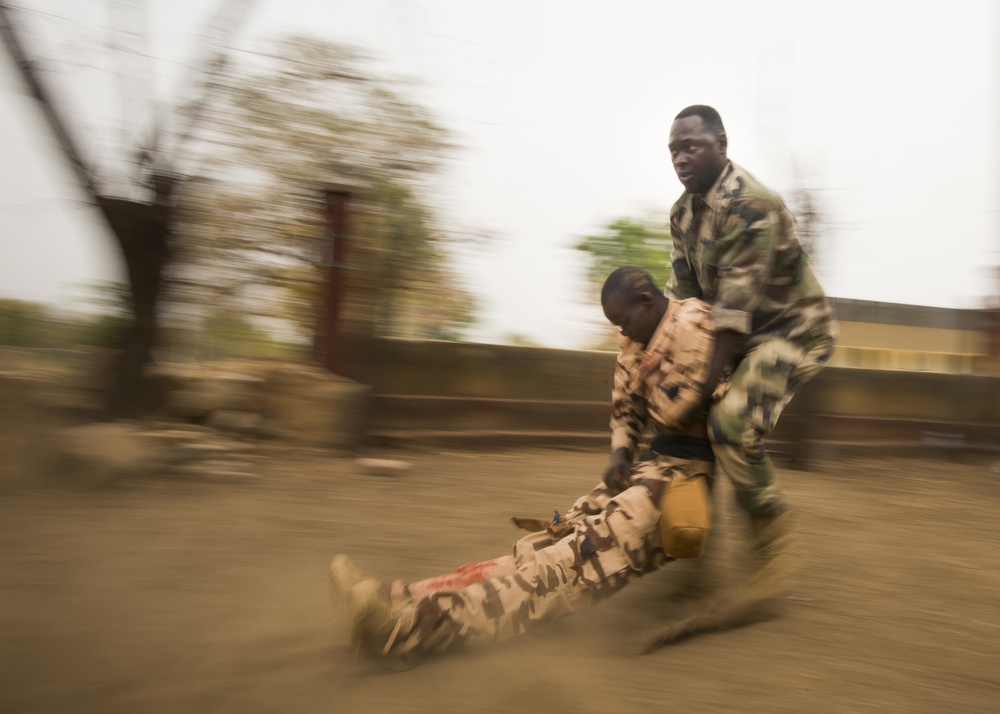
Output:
[330, 267, 725, 662]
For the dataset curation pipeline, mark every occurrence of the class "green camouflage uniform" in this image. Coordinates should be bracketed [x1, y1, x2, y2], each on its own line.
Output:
[667, 161, 838, 516]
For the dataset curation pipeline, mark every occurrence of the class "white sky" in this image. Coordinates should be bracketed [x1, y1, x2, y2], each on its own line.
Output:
[1, 0, 998, 348]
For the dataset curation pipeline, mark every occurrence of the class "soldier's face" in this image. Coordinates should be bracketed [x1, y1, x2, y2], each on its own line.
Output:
[669, 116, 728, 195]
[603, 293, 659, 347]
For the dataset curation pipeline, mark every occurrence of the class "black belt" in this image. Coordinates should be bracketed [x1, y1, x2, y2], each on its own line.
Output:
[649, 434, 715, 462]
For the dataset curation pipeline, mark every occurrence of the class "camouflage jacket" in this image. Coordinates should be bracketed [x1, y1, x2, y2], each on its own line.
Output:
[610, 297, 715, 458]
[667, 161, 837, 348]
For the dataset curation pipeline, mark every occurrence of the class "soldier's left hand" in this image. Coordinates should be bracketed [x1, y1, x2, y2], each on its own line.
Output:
[603, 447, 633, 494]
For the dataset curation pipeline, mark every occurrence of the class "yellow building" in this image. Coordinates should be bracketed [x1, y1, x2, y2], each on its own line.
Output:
[827, 298, 996, 375]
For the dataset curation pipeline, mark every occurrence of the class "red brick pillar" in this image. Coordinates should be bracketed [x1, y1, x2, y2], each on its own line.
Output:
[315, 189, 351, 375]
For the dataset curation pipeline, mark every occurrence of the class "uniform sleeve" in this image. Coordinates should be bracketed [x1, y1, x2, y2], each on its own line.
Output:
[709, 196, 781, 334]
[609, 345, 649, 458]
[665, 218, 704, 300]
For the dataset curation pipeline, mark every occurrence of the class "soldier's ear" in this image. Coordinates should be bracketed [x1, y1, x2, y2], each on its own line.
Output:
[718, 133, 728, 155]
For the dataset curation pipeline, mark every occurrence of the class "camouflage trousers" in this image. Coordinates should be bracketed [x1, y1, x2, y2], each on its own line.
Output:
[708, 334, 835, 517]
[382, 457, 710, 658]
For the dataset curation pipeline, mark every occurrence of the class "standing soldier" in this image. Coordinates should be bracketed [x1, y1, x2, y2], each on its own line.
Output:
[665, 104, 838, 556]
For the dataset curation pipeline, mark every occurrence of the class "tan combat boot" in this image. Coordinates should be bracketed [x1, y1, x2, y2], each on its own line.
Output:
[346, 580, 403, 658]
[329, 554, 369, 604]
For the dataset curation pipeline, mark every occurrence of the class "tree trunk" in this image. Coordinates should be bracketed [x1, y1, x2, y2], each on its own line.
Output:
[97, 198, 172, 418]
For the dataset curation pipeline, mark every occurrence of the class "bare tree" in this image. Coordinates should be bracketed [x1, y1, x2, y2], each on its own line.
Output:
[0, 0, 255, 417]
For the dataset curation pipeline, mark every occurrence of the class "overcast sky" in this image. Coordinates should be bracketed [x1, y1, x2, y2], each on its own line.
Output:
[1, 0, 997, 348]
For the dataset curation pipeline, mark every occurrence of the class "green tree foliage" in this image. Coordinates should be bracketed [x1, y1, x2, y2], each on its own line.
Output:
[180, 307, 300, 361]
[575, 217, 672, 295]
[574, 216, 673, 351]
[171, 36, 476, 345]
[0, 294, 288, 359]
[0, 295, 125, 350]
[70, 281, 131, 349]
[0, 299, 61, 348]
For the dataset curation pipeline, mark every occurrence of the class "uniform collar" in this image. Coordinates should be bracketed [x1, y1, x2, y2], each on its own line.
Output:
[696, 160, 733, 211]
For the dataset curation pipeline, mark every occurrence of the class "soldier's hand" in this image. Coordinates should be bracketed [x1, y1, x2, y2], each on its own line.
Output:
[603, 447, 633, 494]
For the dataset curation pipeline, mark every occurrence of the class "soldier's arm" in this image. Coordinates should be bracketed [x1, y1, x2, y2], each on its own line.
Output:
[709, 196, 780, 333]
[665, 220, 700, 300]
[701, 197, 781, 401]
[701, 330, 740, 410]
[606, 345, 649, 491]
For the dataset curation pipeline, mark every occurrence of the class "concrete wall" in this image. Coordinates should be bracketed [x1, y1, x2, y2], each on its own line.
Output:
[370, 336, 1000, 409]
[368, 338, 1000, 448]
[369, 338, 616, 401]
[808, 368, 1000, 424]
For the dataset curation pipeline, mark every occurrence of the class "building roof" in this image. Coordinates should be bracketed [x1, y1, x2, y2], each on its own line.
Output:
[829, 297, 987, 331]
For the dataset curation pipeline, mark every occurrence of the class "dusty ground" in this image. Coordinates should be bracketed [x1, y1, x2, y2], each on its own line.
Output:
[2, 445, 1000, 714]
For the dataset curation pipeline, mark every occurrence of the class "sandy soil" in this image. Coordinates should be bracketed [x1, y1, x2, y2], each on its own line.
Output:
[2, 445, 999, 714]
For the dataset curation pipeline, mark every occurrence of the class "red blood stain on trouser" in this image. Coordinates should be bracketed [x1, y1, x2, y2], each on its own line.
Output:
[406, 556, 517, 601]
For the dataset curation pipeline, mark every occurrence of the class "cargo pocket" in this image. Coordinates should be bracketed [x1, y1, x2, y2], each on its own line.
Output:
[603, 486, 660, 571]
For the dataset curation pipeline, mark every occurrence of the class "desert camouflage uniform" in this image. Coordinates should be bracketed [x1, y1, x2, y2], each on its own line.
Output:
[610, 296, 716, 459]
[667, 161, 838, 516]
[380, 454, 713, 659]
[370, 303, 720, 658]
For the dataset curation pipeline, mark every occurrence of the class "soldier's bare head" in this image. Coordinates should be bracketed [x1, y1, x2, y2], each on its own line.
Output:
[601, 267, 669, 347]
[675, 105, 726, 137]
[669, 105, 728, 196]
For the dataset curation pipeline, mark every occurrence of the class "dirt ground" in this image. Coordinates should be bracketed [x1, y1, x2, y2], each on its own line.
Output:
[2, 445, 1000, 714]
